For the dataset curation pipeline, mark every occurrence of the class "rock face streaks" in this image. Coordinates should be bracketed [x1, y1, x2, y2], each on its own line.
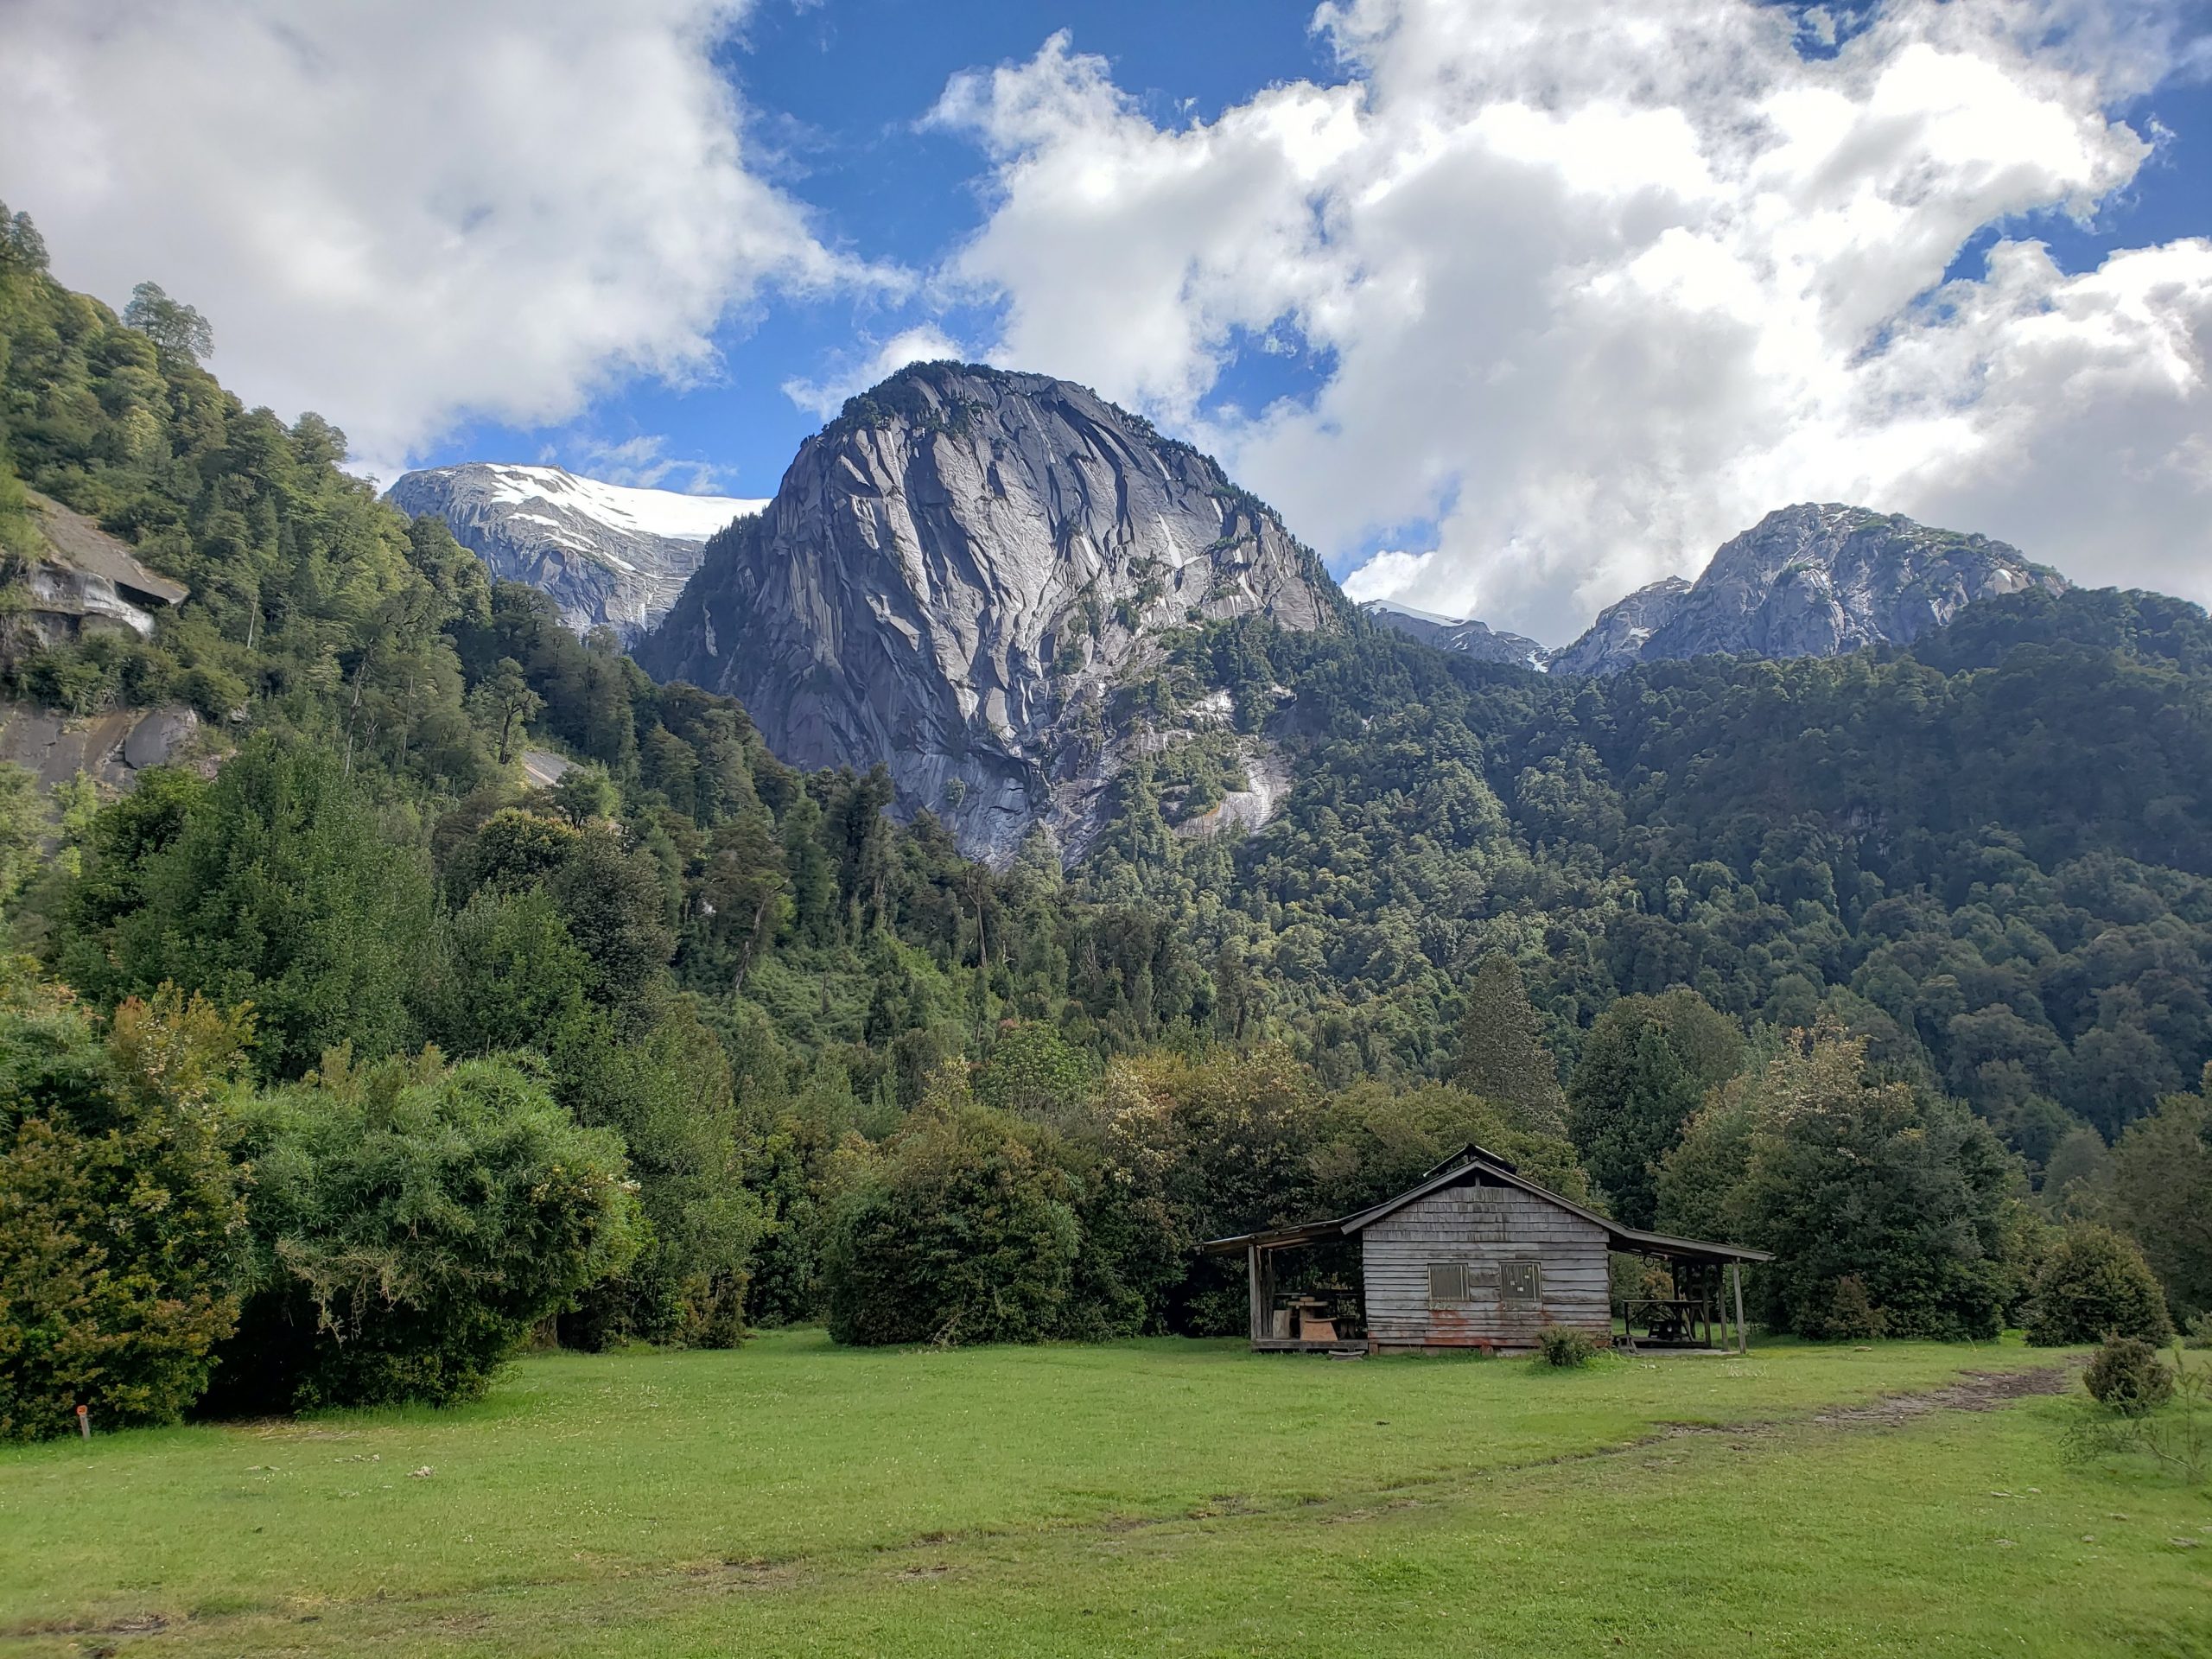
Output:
[637, 364, 1342, 863]
[1549, 504, 2068, 676]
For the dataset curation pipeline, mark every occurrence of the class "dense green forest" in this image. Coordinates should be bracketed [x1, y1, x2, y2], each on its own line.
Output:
[3, 210, 2209, 1439]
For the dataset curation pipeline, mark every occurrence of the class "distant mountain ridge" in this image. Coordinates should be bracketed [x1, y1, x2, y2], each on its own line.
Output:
[1358, 601, 1548, 671]
[384, 463, 766, 639]
[1365, 504, 2069, 676]
[635, 362, 1346, 862]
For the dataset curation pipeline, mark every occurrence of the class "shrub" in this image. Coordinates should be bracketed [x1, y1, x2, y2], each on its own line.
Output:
[1537, 1326, 1599, 1368]
[1822, 1274, 1887, 1340]
[2082, 1335, 2175, 1417]
[2187, 1313, 2212, 1351]
[2025, 1225, 2173, 1347]
[209, 1048, 639, 1412]
[823, 1101, 1081, 1347]
[0, 975, 250, 1441]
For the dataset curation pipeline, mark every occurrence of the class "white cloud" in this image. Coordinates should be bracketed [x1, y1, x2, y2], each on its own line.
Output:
[932, 0, 2212, 643]
[780, 324, 972, 418]
[553, 434, 734, 496]
[0, 0, 901, 480]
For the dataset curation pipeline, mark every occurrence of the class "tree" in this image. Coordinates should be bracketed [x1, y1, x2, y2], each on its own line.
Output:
[823, 1096, 1081, 1347]
[1735, 1028, 2016, 1339]
[414, 887, 593, 1058]
[1452, 954, 1567, 1135]
[122, 281, 213, 362]
[51, 740, 434, 1077]
[213, 1049, 639, 1412]
[976, 1021, 1096, 1124]
[2025, 1224, 2172, 1346]
[550, 763, 618, 825]
[0, 763, 45, 906]
[0, 200, 48, 272]
[553, 997, 764, 1349]
[470, 658, 543, 766]
[700, 806, 787, 994]
[1568, 990, 1744, 1228]
[2098, 1080, 2212, 1322]
[0, 974, 250, 1440]
[1313, 1079, 1589, 1216]
[1211, 943, 1252, 1042]
[546, 827, 676, 1007]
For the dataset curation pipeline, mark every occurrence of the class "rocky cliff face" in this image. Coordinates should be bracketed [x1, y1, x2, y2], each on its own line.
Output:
[1545, 577, 1697, 677]
[636, 363, 1345, 862]
[1362, 601, 1549, 671]
[1549, 505, 2067, 676]
[383, 464, 766, 639]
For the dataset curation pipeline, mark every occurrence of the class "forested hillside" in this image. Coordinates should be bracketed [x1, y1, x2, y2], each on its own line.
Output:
[3, 214, 2208, 1440]
[1101, 593, 2212, 1160]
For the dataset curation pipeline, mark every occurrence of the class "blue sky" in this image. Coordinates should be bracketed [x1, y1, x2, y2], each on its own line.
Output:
[8, 0, 2210, 639]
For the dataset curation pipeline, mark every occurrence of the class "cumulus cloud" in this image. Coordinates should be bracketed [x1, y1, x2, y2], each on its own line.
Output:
[0, 0, 900, 480]
[932, 0, 2212, 643]
[780, 324, 972, 419]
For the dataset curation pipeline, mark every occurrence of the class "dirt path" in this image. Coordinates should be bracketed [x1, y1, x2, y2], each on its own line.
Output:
[1806, 1363, 2074, 1428]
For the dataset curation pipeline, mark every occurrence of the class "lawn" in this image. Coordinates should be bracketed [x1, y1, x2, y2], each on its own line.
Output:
[1, 1332, 2205, 1656]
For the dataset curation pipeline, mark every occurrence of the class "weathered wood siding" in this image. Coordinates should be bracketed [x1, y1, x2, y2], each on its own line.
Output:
[1361, 1176, 1611, 1351]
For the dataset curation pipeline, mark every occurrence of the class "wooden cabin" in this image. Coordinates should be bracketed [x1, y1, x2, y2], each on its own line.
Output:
[1203, 1147, 1771, 1355]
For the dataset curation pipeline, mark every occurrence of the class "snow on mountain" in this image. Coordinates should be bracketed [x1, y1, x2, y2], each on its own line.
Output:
[385, 464, 766, 639]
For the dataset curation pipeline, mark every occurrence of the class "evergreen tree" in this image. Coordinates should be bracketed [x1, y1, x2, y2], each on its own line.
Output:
[1567, 990, 1741, 1227]
[1452, 954, 1567, 1135]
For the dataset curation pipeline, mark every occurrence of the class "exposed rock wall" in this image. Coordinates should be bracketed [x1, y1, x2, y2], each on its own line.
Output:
[638, 364, 1344, 862]
[1549, 505, 2067, 676]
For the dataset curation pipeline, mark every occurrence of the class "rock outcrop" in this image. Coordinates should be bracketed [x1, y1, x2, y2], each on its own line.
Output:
[1549, 505, 2068, 676]
[636, 363, 1345, 862]
[1362, 601, 1548, 671]
[0, 700, 203, 790]
[1546, 578, 1696, 677]
[18, 490, 189, 644]
[383, 464, 766, 639]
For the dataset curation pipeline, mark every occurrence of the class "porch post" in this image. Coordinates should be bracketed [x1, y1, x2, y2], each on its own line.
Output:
[1248, 1244, 1263, 1344]
[1732, 1262, 1747, 1354]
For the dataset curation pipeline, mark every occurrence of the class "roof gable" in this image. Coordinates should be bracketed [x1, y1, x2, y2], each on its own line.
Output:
[1202, 1146, 1771, 1262]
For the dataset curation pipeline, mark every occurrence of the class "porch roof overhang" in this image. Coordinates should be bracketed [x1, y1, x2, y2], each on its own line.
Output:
[1199, 1146, 1772, 1264]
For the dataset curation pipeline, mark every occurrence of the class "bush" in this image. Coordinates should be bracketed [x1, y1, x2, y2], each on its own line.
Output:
[0, 976, 250, 1441]
[1537, 1326, 1599, 1368]
[823, 1101, 1081, 1347]
[209, 1049, 639, 1412]
[2025, 1225, 2173, 1347]
[2082, 1335, 2175, 1417]
[1822, 1274, 1887, 1340]
[2187, 1313, 2212, 1351]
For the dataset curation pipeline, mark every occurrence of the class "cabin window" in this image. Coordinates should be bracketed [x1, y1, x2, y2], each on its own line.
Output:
[1427, 1262, 1469, 1304]
[1501, 1260, 1541, 1304]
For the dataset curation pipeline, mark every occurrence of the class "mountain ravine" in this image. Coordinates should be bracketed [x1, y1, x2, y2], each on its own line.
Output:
[636, 364, 1346, 864]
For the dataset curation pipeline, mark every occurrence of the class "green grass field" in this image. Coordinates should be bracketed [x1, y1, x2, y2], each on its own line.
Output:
[3, 1332, 2206, 1656]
